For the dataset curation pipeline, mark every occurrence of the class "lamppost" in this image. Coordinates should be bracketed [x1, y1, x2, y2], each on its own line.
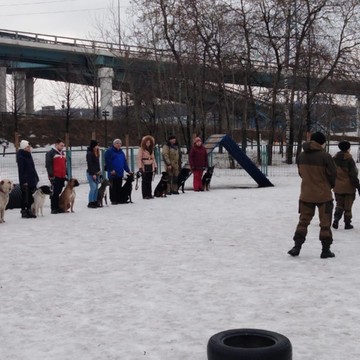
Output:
[102, 110, 109, 147]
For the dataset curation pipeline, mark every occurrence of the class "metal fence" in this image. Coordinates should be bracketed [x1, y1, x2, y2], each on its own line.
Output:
[1, 143, 359, 184]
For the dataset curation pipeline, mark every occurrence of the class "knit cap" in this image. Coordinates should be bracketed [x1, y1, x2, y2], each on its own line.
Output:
[310, 132, 326, 145]
[338, 141, 350, 151]
[194, 137, 202, 144]
[20, 140, 30, 149]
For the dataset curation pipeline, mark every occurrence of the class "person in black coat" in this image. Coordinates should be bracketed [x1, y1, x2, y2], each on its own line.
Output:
[17, 140, 39, 218]
[86, 139, 101, 208]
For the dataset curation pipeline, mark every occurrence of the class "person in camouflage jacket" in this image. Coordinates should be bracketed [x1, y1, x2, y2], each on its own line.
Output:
[332, 141, 360, 230]
[288, 132, 337, 259]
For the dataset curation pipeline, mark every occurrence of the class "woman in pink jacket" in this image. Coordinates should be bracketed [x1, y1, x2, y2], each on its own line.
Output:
[137, 135, 157, 199]
[189, 137, 208, 191]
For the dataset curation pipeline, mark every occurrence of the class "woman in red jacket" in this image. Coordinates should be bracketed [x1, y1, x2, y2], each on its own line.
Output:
[189, 137, 208, 191]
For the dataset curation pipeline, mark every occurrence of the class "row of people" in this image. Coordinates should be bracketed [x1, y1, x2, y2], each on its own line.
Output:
[15, 134, 210, 216]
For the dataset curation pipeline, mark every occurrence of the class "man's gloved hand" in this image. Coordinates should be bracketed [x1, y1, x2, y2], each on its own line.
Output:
[357, 186, 360, 196]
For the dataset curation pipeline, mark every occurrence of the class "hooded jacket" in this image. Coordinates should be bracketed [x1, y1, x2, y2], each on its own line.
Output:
[104, 145, 130, 179]
[45, 145, 67, 179]
[17, 149, 39, 187]
[137, 135, 157, 172]
[333, 150, 359, 194]
[162, 140, 181, 170]
[189, 143, 208, 170]
[297, 140, 337, 203]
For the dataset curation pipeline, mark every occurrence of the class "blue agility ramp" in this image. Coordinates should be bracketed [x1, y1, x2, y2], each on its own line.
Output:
[204, 134, 274, 187]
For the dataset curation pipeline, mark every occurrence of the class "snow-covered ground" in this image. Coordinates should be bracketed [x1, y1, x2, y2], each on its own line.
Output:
[1, 173, 360, 360]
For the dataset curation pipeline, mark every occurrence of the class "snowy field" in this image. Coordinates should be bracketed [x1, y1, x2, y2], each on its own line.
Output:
[1, 173, 360, 360]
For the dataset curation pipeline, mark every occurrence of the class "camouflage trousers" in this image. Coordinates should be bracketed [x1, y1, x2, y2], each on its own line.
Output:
[293, 200, 334, 245]
[334, 193, 355, 223]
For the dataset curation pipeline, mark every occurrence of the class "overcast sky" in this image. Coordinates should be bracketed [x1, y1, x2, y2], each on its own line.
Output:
[0, 0, 132, 40]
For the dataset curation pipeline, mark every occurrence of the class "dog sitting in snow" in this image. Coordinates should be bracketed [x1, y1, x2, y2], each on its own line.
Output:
[59, 178, 80, 213]
[118, 173, 134, 204]
[177, 166, 192, 193]
[202, 166, 215, 191]
[0, 179, 14, 223]
[154, 172, 170, 197]
[31, 185, 52, 217]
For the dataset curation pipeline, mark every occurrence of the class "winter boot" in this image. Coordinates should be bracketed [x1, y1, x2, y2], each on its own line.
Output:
[320, 243, 335, 259]
[344, 222, 354, 230]
[27, 209, 36, 218]
[288, 241, 302, 257]
[87, 202, 97, 208]
[332, 219, 339, 229]
[21, 209, 31, 218]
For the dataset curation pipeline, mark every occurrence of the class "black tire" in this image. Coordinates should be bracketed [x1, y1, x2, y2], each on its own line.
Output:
[207, 328, 292, 360]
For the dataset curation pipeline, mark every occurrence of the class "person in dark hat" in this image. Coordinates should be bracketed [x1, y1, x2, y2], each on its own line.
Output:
[162, 135, 182, 195]
[288, 131, 337, 259]
[332, 141, 360, 229]
[86, 139, 101, 208]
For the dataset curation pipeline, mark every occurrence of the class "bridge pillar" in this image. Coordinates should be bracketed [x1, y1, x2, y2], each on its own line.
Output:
[13, 71, 26, 114]
[0, 67, 6, 112]
[25, 78, 34, 114]
[98, 67, 114, 120]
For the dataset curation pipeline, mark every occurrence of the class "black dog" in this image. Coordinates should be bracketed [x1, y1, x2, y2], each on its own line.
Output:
[154, 172, 169, 197]
[177, 167, 192, 193]
[118, 173, 134, 204]
[6, 183, 22, 209]
[202, 166, 215, 191]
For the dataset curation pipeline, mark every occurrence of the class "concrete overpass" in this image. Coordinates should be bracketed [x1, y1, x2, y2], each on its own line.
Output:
[1, 28, 360, 120]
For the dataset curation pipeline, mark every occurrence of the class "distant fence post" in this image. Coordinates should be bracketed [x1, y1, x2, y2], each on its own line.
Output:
[155, 145, 161, 174]
[66, 149, 72, 179]
[101, 148, 106, 179]
[261, 145, 268, 176]
[130, 148, 135, 171]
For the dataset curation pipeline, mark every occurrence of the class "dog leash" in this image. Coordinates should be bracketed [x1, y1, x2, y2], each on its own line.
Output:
[135, 171, 141, 191]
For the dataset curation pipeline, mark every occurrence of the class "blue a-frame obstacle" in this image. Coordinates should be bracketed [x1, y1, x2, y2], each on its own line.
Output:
[204, 134, 274, 188]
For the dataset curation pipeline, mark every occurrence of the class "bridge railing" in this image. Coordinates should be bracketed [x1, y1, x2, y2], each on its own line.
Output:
[0, 28, 176, 62]
[1, 28, 360, 84]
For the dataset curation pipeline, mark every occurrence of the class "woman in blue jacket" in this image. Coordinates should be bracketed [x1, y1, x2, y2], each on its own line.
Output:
[104, 138, 131, 204]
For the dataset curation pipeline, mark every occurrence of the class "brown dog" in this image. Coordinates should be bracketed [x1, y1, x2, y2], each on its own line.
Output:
[59, 178, 80, 213]
[0, 179, 14, 223]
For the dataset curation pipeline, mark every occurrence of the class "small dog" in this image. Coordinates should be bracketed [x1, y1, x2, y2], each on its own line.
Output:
[97, 178, 111, 207]
[118, 173, 134, 204]
[31, 185, 52, 217]
[154, 172, 170, 197]
[202, 166, 215, 191]
[59, 178, 80, 213]
[0, 179, 14, 223]
[177, 167, 192, 193]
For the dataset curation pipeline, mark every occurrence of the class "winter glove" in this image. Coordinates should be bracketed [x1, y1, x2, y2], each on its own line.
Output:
[357, 187, 360, 196]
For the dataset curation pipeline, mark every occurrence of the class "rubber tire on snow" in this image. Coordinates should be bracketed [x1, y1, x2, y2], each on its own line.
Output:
[207, 328, 292, 360]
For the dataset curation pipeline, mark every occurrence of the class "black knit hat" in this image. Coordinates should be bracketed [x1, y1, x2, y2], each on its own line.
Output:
[310, 132, 326, 145]
[168, 135, 176, 141]
[338, 140, 350, 151]
[89, 139, 98, 149]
